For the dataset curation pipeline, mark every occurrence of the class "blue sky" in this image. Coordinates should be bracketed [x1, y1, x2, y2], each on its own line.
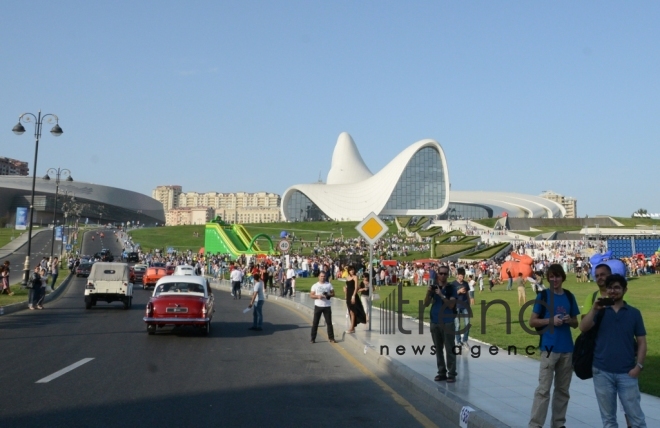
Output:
[2, 1, 658, 217]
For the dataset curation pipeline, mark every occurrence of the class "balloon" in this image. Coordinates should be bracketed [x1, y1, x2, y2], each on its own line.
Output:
[590, 251, 627, 277]
[500, 252, 534, 280]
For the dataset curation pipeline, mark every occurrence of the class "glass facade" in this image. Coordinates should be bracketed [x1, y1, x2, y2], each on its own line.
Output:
[283, 190, 329, 221]
[383, 147, 446, 211]
[439, 203, 492, 220]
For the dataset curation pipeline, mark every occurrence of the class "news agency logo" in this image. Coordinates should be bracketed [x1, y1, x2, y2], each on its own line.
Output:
[379, 283, 564, 337]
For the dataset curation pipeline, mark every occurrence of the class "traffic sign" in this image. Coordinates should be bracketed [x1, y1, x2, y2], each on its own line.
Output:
[66, 244, 72, 251]
[278, 239, 290, 253]
[355, 212, 389, 245]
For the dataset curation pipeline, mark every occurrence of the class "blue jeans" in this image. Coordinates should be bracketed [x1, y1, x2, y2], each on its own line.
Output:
[50, 274, 58, 288]
[592, 367, 646, 427]
[454, 306, 470, 344]
[252, 300, 264, 328]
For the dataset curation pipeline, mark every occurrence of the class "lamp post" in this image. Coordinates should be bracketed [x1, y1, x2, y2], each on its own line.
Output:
[60, 191, 75, 256]
[44, 168, 72, 260]
[12, 111, 63, 286]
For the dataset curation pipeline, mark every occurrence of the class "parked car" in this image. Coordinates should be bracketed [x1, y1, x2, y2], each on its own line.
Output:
[76, 262, 94, 277]
[144, 275, 214, 335]
[142, 267, 168, 290]
[84, 262, 133, 309]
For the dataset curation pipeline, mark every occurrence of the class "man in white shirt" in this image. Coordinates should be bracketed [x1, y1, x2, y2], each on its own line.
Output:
[309, 272, 336, 344]
[284, 266, 296, 297]
[230, 265, 243, 300]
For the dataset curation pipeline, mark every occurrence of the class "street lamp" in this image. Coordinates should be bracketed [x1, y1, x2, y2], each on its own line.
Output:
[12, 111, 63, 286]
[44, 168, 73, 260]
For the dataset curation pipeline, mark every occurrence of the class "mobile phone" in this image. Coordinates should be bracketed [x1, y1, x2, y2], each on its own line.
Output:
[599, 297, 615, 306]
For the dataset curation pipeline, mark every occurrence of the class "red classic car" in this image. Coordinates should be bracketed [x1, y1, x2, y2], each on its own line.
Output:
[144, 276, 214, 335]
[142, 267, 168, 289]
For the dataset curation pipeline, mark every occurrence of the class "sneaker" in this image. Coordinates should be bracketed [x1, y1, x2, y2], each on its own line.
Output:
[37, 305, 44, 310]
[434, 374, 448, 381]
[463, 341, 470, 350]
[446, 377, 456, 383]
[28, 305, 34, 310]
[329, 339, 337, 343]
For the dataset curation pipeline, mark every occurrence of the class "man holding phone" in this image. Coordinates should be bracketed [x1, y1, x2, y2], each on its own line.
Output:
[579, 274, 647, 427]
[424, 265, 457, 383]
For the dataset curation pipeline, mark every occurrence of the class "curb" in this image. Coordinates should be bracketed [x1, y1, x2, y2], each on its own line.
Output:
[208, 278, 508, 428]
[0, 272, 75, 316]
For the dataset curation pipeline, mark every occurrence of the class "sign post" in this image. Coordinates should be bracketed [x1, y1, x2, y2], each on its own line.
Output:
[355, 212, 389, 331]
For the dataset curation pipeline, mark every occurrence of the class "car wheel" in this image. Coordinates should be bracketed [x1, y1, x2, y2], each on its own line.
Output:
[202, 321, 211, 336]
[85, 301, 92, 310]
[147, 324, 156, 335]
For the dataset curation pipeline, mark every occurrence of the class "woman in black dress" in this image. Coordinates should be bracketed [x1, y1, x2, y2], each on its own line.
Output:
[344, 266, 366, 333]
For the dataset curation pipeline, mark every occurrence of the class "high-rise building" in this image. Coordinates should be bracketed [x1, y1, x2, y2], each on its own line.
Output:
[152, 185, 182, 211]
[0, 157, 29, 176]
[539, 191, 577, 218]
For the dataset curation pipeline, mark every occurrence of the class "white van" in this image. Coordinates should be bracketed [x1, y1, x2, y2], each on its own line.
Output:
[85, 262, 133, 309]
[173, 265, 195, 276]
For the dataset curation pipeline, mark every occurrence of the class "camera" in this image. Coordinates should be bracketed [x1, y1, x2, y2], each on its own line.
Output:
[323, 292, 331, 300]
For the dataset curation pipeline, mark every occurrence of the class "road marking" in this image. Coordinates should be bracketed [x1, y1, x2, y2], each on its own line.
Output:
[36, 358, 94, 383]
[273, 302, 438, 428]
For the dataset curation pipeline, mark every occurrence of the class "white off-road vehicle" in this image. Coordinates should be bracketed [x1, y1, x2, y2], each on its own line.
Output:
[84, 262, 133, 309]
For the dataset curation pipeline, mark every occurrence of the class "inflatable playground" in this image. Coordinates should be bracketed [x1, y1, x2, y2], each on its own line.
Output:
[205, 216, 277, 259]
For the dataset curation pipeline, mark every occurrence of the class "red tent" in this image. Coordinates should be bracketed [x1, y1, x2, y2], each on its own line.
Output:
[382, 260, 398, 266]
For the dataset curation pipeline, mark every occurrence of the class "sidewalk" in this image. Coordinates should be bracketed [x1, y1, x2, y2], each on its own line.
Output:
[214, 279, 660, 428]
[0, 228, 51, 259]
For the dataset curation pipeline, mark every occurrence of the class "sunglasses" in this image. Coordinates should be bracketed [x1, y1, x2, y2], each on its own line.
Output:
[438, 272, 449, 275]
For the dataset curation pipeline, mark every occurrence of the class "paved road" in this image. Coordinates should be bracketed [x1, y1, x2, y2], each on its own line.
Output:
[0, 230, 456, 427]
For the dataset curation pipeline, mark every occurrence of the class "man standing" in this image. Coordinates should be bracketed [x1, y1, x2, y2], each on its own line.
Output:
[284, 265, 296, 297]
[506, 268, 513, 291]
[424, 265, 457, 383]
[230, 265, 243, 300]
[248, 272, 265, 331]
[309, 272, 336, 344]
[452, 267, 471, 348]
[579, 274, 647, 427]
[528, 264, 580, 428]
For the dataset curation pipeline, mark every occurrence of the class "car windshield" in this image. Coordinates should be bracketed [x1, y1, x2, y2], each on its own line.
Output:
[154, 282, 205, 296]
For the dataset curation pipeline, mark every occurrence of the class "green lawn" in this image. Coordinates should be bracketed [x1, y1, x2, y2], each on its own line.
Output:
[612, 217, 660, 228]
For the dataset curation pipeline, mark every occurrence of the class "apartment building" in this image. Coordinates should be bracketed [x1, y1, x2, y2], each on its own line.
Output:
[165, 206, 215, 226]
[152, 185, 182, 211]
[0, 157, 29, 176]
[539, 190, 577, 218]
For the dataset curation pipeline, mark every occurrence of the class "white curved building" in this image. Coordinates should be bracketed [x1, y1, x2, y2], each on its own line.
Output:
[281, 133, 565, 221]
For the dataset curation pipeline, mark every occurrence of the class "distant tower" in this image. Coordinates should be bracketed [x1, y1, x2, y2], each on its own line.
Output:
[317, 170, 323, 184]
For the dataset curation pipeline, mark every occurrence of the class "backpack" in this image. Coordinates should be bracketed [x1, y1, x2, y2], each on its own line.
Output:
[572, 309, 605, 380]
[535, 288, 575, 348]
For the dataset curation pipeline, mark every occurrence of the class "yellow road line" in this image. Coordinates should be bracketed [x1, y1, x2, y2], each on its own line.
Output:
[272, 300, 438, 428]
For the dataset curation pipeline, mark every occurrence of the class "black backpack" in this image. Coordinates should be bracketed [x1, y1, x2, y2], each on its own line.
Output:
[535, 288, 575, 348]
[572, 310, 605, 380]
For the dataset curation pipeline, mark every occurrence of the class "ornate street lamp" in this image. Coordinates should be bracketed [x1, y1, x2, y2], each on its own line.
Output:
[12, 111, 63, 286]
[44, 168, 73, 260]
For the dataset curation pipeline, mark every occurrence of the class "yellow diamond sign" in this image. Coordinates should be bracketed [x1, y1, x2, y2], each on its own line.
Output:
[356, 212, 389, 245]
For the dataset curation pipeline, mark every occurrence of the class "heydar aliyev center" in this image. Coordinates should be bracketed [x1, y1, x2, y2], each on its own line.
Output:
[280, 133, 565, 222]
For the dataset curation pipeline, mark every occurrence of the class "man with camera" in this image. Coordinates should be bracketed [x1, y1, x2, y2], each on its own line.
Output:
[579, 274, 647, 427]
[310, 271, 336, 344]
[424, 265, 457, 383]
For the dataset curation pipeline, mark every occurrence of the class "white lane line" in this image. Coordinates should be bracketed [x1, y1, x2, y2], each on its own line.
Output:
[36, 358, 94, 383]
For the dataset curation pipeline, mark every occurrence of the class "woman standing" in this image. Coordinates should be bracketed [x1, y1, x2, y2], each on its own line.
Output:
[343, 266, 366, 333]
[28, 266, 42, 310]
[1, 261, 13, 295]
